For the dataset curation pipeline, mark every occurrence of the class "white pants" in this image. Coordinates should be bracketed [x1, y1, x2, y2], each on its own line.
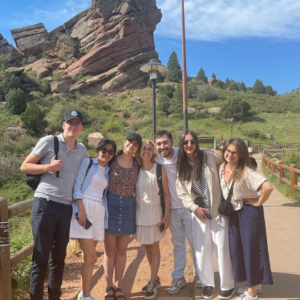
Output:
[169, 207, 198, 278]
[192, 213, 234, 290]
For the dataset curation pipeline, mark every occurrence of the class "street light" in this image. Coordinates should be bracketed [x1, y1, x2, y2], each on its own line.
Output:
[140, 59, 167, 141]
[230, 124, 233, 137]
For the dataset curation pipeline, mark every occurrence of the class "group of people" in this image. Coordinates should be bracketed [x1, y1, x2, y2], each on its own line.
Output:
[20, 110, 274, 300]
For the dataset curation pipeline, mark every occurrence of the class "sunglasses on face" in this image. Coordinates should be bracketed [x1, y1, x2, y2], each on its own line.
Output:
[183, 140, 196, 145]
[99, 148, 115, 155]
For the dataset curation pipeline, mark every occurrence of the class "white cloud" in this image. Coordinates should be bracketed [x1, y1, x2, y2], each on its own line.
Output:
[0, 0, 90, 31]
[156, 0, 300, 41]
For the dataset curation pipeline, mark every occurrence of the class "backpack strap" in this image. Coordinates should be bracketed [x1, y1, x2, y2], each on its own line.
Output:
[54, 136, 59, 178]
[85, 159, 93, 177]
[156, 163, 165, 217]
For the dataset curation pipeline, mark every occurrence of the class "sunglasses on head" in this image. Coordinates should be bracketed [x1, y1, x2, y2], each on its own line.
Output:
[99, 148, 115, 155]
[183, 140, 196, 145]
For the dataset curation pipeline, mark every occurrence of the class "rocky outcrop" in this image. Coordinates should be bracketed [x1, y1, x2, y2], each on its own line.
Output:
[0, 33, 21, 59]
[51, 81, 69, 93]
[88, 132, 104, 147]
[11, 23, 49, 56]
[5, 0, 162, 94]
[62, 0, 162, 93]
[4, 127, 28, 137]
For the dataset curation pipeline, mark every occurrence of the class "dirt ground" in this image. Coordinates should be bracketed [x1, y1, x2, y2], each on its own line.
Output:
[59, 229, 195, 300]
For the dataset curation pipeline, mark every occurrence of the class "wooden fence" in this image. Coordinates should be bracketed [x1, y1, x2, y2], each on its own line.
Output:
[262, 149, 300, 196]
[0, 197, 34, 300]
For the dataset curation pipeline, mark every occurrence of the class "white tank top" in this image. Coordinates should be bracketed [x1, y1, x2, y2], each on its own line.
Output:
[136, 163, 162, 226]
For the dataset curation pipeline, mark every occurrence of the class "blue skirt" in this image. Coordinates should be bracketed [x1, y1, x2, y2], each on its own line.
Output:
[105, 192, 136, 235]
[229, 204, 273, 286]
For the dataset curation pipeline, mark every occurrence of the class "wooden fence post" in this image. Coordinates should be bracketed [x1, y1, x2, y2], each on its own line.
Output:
[278, 161, 283, 184]
[290, 164, 297, 196]
[271, 159, 275, 175]
[0, 197, 13, 300]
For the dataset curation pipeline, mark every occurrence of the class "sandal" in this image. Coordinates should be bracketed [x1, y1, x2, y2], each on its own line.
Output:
[105, 287, 115, 300]
[114, 288, 126, 300]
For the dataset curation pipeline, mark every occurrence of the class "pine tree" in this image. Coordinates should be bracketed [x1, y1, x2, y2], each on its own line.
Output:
[196, 67, 208, 83]
[224, 78, 231, 88]
[238, 82, 247, 92]
[253, 79, 265, 94]
[211, 72, 216, 79]
[166, 51, 182, 82]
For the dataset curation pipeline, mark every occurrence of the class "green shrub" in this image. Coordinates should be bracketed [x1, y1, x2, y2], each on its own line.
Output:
[122, 110, 131, 118]
[197, 85, 218, 102]
[0, 152, 19, 186]
[103, 116, 124, 133]
[0, 72, 23, 97]
[282, 152, 300, 169]
[10, 213, 33, 300]
[52, 71, 63, 82]
[21, 103, 47, 134]
[5, 88, 27, 115]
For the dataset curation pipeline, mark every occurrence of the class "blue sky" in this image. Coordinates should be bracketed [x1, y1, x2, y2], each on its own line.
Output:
[1, 0, 300, 94]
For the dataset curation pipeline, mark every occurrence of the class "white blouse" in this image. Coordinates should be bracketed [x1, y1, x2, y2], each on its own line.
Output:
[219, 163, 266, 211]
[136, 163, 162, 226]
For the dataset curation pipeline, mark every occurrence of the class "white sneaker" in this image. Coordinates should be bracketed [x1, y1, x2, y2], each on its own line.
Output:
[237, 285, 263, 294]
[168, 277, 187, 294]
[77, 291, 97, 300]
[195, 275, 203, 288]
[236, 291, 258, 300]
[145, 282, 158, 299]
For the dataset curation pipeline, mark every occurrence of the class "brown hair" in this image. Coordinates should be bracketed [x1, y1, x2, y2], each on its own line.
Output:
[177, 131, 204, 182]
[222, 137, 250, 180]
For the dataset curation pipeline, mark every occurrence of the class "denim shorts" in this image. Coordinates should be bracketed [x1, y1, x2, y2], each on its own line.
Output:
[105, 192, 136, 235]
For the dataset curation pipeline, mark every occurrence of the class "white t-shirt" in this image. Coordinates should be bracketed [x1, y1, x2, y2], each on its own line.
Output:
[155, 147, 183, 209]
[83, 165, 108, 202]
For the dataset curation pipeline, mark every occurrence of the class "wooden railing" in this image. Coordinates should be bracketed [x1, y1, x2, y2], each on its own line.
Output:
[262, 149, 300, 196]
[0, 197, 33, 300]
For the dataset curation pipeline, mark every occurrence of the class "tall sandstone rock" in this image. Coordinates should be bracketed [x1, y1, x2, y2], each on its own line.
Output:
[62, 0, 162, 93]
[5, 0, 162, 94]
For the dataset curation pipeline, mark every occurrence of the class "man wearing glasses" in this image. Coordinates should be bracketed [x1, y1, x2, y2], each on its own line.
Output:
[154, 130, 201, 294]
[21, 110, 89, 300]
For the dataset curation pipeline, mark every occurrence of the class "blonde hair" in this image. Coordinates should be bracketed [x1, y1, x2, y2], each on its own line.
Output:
[136, 140, 156, 165]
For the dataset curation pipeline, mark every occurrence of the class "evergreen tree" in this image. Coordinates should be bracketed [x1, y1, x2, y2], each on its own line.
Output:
[228, 82, 239, 91]
[237, 82, 247, 92]
[159, 84, 175, 98]
[5, 88, 27, 115]
[253, 79, 265, 94]
[265, 85, 277, 96]
[215, 80, 225, 89]
[221, 99, 251, 121]
[224, 78, 231, 88]
[21, 102, 47, 134]
[196, 67, 208, 83]
[211, 72, 216, 79]
[166, 51, 182, 82]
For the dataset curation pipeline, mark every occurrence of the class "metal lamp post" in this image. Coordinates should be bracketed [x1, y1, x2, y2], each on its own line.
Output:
[230, 124, 233, 137]
[140, 59, 167, 141]
[181, 0, 188, 132]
